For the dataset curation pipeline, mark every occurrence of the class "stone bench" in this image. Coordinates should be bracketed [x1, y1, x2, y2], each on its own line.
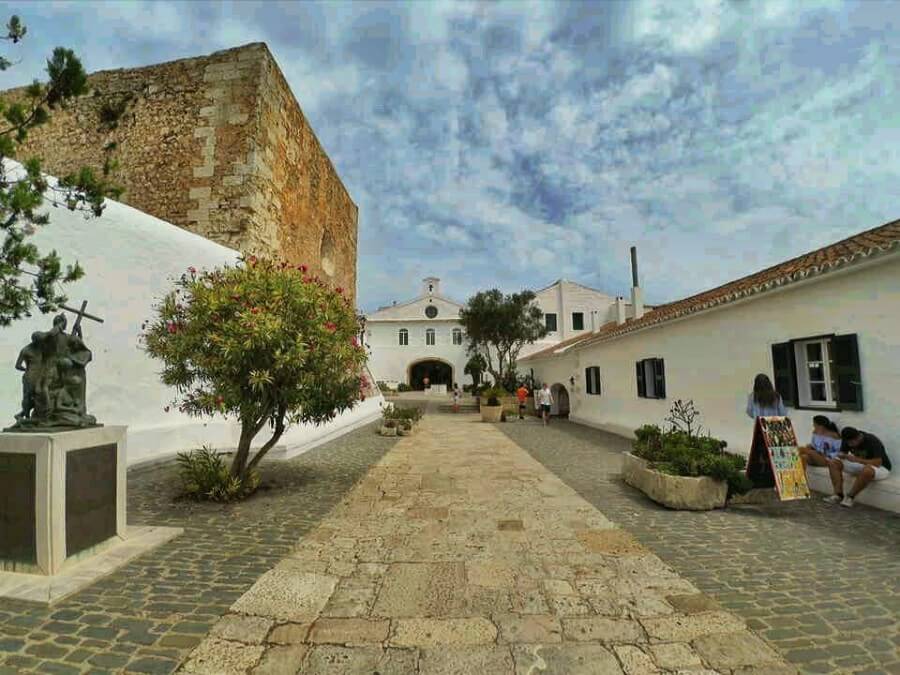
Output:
[805, 465, 900, 513]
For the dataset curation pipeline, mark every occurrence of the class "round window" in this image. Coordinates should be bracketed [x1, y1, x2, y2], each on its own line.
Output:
[425, 305, 438, 319]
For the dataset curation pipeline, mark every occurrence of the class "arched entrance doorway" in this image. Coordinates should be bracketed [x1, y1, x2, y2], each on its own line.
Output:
[408, 359, 453, 390]
[551, 383, 570, 418]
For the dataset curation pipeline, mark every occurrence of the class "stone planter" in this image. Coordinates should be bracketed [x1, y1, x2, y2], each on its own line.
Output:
[480, 405, 503, 423]
[379, 426, 398, 437]
[622, 452, 727, 511]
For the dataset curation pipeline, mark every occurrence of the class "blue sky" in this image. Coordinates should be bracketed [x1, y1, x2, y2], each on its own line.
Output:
[2, 0, 899, 312]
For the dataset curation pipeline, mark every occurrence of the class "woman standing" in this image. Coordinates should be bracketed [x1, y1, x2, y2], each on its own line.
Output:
[745, 374, 787, 418]
[451, 383, 461, 413]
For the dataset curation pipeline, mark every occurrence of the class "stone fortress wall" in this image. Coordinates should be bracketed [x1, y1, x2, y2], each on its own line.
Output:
[2, 42, 358, 303]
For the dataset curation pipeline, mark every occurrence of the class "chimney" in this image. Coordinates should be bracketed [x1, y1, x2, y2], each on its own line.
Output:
[615, 297, 627, 325]
[630, 246, 645, 320]
[590, 310, 596, 331]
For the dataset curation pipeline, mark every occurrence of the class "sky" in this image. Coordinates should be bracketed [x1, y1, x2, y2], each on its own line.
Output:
[1, 0, 899, 312]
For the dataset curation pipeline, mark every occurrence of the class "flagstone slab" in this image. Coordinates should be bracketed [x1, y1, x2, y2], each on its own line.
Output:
[511, 643, 625, 674]
[230, 570, 337, 621]
[495, 614, 563, 644]
[640, 611, 747, 642]
[252, 644, 308, 674]
[419, 645, 516, 674]
[307, 618, 390, 645]
[389, 617, 498, 647]
[692, 631, 784, 669]
[372, 562, 466, 617]
[180, 637, 264, 674]
[301, 645, 417, 674]
[209, 614, 273, 644]
[561, 616, 646, 643]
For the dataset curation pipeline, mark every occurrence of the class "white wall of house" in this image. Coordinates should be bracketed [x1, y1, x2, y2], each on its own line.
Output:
[366, 319, 470, 387]
[526, 253, 900, 511]
[522, 280, 644, 358]
[0, 162, 383, 467]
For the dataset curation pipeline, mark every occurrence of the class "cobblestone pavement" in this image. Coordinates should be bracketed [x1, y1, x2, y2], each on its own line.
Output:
[184, 411, 795, 674]
[495, 417, 900, 675]
[0, 422, 401, 675]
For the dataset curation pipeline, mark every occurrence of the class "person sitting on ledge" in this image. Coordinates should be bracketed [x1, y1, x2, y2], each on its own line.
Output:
[798, 415, 842, 470]
[824, 427, 892, 508]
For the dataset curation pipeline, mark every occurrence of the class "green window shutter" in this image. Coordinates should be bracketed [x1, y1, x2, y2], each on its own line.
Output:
[653, 358, 666, 399]
[636, 361, 646, 398]
[584, 367, 592, 394]
[771, 342, 797, 407]
[572, 313, 584, 330]
[832, 334, 863, 411]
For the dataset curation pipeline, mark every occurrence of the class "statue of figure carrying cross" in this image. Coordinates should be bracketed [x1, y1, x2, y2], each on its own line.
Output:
[5, 300, 104, 432]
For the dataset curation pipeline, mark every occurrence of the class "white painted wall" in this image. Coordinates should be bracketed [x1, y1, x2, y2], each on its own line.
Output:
[0, 162, 382, 466]
[365, 320, 470, 387]
[526, 254, 900, 510]
[521, 281, 643, 358]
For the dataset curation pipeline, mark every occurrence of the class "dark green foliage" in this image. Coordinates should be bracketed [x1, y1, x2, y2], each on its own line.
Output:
[397, 382, 412, 392]
[464, 352, 487, 387]
[384, 405, 422, 423]
[98, 94, 132, 130]
[176, 445, 259, 502]
[633, 402, 752, 497]
[459, 289, 547, 386]
[0, 15, 120, 327]
[481, 386, 507, 406]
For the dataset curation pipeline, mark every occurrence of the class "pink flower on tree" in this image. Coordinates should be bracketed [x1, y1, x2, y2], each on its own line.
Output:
[324, 321, 337, 332]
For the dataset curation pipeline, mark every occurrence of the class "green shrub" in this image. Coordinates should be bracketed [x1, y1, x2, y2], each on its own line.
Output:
[481, 386, 507, 406]
[176, 446, 259, 502]
[632, 405, 750, 497]
[397, 383, 412, 392]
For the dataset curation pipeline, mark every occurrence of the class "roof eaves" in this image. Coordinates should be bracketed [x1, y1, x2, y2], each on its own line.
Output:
[569, 238, 899, 353]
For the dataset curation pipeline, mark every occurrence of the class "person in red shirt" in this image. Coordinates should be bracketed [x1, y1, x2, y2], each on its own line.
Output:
[516, 384, 529, 419]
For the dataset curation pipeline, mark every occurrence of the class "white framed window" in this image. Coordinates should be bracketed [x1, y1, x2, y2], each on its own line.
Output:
[636, 358, 665, 399]
[545, 313, 557, 332]
[452, 328, 463, 345]
[772, 334, 862, 411]
[425, 328, 435, 346]
[398, 328, 408, 346]
[794, 338, 835, 408]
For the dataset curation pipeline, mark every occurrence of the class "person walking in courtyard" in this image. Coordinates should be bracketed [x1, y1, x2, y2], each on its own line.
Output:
[516, 382, 529, 419]
[536, 383, 553, 426]
[824, 427, 892, 507]
[745, 373, 787, 418]
[451, 383, 461, 413]
[798, 415, 842, 471]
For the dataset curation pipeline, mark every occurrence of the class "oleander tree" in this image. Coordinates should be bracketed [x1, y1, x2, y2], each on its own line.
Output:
[0, 14, 121, 327]
[141, 257, 369, 492]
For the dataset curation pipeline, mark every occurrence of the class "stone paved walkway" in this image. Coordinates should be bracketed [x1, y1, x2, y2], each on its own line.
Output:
[495, 418, 900, 675]
[184, 412, 794, 674]
[0, 424, 401, 675]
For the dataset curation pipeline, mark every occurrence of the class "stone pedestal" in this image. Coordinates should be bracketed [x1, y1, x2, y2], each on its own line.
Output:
[0, 426, 182, 604]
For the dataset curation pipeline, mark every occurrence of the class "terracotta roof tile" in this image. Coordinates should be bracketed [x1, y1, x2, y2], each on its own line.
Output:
[521, 217, 900, 362]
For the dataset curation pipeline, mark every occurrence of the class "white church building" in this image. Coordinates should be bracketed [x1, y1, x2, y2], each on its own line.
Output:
[363, 276, 648, 390]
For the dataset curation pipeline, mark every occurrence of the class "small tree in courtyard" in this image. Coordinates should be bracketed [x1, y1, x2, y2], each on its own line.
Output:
[141, 258, 368, 496]
[0, 15, 120, 327]
[464, 352, 487, 388]
[459, 289, 547, 389]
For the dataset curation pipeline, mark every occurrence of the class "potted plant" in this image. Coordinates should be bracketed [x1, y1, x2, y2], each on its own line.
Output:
[398, 419, 413, 436]
[623, 401, 752, 510]
[480, 386, 505, 423]
[380, 418, 398, 436]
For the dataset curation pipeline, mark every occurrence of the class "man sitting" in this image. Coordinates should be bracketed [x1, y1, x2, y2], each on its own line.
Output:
[824, 427, 892, 508]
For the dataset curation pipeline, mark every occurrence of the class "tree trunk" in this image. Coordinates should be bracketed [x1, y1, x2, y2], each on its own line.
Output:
[245, 407, 287, 476]
[230, 413, 269, 479]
